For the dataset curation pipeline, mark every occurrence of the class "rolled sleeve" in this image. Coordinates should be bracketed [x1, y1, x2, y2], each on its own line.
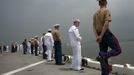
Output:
[104, 10, 112, 22]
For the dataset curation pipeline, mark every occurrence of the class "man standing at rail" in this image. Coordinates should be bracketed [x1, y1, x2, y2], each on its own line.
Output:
[93, 0, 122, 75]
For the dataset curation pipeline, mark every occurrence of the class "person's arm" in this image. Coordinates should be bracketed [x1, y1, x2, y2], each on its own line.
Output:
[99, 21, 109, 38]
[99, 10, 111, 38]
[50, 34, 54, 47]
[73, 28, 82, 41]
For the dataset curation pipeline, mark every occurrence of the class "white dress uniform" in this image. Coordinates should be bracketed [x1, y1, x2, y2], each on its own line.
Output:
[40, 36, 44, 53]
[6, 46, 9, 52]
[19, 44, 23, 53]
[43, 32, 54, 61]
[27, 42, 31, 54]
[68, 25, 82, 70]
[37, 40, 40, 54]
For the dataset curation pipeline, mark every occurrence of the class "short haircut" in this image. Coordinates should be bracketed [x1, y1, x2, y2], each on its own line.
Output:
[99, 0, 107, 6]
[54, 26, 60, 29]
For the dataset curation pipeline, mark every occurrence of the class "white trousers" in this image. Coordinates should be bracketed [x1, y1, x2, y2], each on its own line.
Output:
[71, 45, 82, 70]
[6, 46, 9, 52]
[27, 47, 31, 54]
[46, 45, 53, 61]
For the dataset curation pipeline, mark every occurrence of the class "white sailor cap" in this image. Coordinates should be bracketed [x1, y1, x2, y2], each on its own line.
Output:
[53, 24, 60, 27]
[34, 36, 38, 38]
[48, 29, 52, 31]
[74, 19, 80, 22]
[31, 38, 34, 40]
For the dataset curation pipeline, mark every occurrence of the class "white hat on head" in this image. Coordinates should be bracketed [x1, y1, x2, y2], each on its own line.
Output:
[53, 24, 60, 27]
[48, 29, 52, 31]
[74, 19, 80, 22]
[34, 36, 38, 38]
[31, 38, 34, 40]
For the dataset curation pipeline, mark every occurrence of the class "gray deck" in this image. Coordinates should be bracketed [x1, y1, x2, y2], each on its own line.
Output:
[0, 52, 114, 75]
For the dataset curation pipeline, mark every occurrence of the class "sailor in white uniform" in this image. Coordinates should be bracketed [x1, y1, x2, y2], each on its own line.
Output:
[68, 19, 84, 71]
[6, 45, 9, 52]
[43, 29, 54, 62]
[27, 41, 31, 54]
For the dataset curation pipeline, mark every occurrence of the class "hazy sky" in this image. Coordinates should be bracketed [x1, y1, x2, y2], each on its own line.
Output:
[0, 0, 134, 45]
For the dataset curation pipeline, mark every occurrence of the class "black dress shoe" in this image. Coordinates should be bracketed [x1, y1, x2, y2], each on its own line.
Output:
[74, 68, 84, 71]
[80, 68, 84, 70]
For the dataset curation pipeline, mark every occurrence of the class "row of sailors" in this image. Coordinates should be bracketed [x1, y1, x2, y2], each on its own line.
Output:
[21, 24, 65, 65]
[0, 19, 84, 71]
[21, 19, 83, 70]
